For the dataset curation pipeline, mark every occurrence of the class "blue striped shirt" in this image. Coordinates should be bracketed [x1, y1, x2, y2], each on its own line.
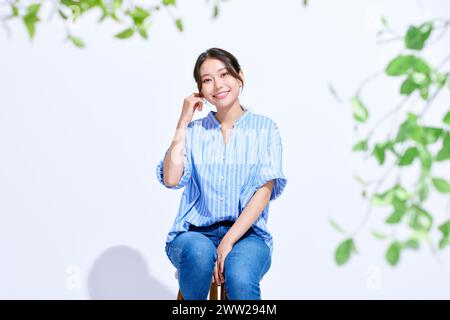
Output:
[156, 105, 287, 254]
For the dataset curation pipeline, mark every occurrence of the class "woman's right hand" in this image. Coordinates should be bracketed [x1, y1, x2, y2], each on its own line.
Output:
[179, 92, 205, 123]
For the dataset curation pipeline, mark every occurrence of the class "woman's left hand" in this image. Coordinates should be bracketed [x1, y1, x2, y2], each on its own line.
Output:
[214, 240, 233, 284]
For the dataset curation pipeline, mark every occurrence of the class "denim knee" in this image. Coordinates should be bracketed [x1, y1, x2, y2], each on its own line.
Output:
[169, 231, 217, 272]
[182, 238, 216, 270]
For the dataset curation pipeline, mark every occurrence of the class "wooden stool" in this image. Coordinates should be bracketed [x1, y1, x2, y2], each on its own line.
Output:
[175, 270, 227, 300]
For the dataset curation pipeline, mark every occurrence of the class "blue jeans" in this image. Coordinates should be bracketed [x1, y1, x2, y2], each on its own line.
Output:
[165, 220, 271, 300]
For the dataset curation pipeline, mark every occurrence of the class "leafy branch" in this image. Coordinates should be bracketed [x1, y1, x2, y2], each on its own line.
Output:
[0, 0, 227, 47]
[330, 16, 450, 267]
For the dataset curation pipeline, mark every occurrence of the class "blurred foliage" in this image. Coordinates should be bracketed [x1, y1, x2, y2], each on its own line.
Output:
[330, 16, 450, 267]
[0, 0, 309, 47]
[0, 0, 232, 47]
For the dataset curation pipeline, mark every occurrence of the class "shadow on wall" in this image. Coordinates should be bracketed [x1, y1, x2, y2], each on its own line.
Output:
[87, 245, 174, 299]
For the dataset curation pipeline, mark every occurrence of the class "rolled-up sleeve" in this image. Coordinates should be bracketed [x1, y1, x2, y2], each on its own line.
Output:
[156, 127, 192, 190]
[254, 121, 287, 201]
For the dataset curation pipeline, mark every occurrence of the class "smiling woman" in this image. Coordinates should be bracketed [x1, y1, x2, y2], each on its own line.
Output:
[156, 47, 287, 300]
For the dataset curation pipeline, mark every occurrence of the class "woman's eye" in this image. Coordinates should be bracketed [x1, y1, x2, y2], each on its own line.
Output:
[202, 73, 228, 83]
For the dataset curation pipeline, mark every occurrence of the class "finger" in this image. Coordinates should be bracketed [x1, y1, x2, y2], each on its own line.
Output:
[194, 101, 202, 110]
[211, 274, 215, 284]
[219, 260, 224, 283]
[213, 264, 218, 284]
[214, 261, 220, 284]
[216, 262, 221, 285]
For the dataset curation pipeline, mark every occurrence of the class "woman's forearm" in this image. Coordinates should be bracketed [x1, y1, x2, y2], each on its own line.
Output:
[222, 180, 275, 246]
[162, 118, 190, 186]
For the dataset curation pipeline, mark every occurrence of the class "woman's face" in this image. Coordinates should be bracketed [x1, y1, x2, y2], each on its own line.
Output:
[199, 58, 243, 109]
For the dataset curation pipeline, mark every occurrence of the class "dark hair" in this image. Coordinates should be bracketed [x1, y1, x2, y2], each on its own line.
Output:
[193, 48, 244, 97]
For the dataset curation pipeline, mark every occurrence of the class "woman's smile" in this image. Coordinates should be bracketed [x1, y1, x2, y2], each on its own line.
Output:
[214, 90, 230, 100]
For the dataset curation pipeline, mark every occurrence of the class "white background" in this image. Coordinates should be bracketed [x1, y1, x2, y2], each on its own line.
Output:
[1, 0, 450, 299]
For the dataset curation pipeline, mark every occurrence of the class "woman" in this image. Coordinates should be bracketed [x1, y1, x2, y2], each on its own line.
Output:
[156, 47, 287, 300]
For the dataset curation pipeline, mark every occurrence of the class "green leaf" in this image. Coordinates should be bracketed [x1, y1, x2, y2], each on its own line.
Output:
[352, 139, 368, 152]
[438, 221, 450, 249]
[371, 230, 388, 240]
[386, 241, 401, 266]
[329, 219, 345, 234]
[22, 3, 41, 40]
[409, 126, 442, 145]
[393, 185, 409, 201]
[422, 127, 442, 144]
[395, 113, 418, 143]
[213, 4, 219, 17]
[372, 188, 394, 206]
[127, 6, 150, 26]
[403, 239, 420, 250]
[439, 221, 450, 237]
[115, 27, 134, 39]
[431, 177, 450, 193]
[436, 132, 450, 161]
[439, 237, 450, 250]
[113, 0, 123, 11]
[163, 0, 176, 5]
[418, 145, 432, 173]
[351, 96, 369, 123]
[335, 238, 356, 266]
[386, 206, 407, 224]
[412, 57, 431, 74]
[23, 15, 38, 39]
[175, 18, 183, 32]
[27, 3, 41, 16]
[419, 87, 429, 100]
[405, 22, 433, 50]
[386, 55, 414, 76]
[398, 146, 419, 166]
[418, 180, 429, 202]
[443, 111, 450, 126]
[11, 4, 19, 17]
[435, 72, 448, 88]
[137, 24, 149, 39]
[61, 0, 98, 16]
[400, 77, 417, 95]
[409, 205, 433, 231]
[373, 143, 386, 165]
[68, 35, 85, 48]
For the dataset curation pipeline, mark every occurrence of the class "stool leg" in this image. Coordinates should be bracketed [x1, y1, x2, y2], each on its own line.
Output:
[220, 284, 227, 300]
[209, 282, 218, 300]
[177, 283, 222, 300]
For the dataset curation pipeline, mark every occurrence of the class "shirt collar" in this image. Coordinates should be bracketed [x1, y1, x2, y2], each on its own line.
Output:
[206, 105, 251, 128]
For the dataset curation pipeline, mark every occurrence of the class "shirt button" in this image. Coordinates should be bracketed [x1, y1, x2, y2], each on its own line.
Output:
[220, 176, 224, 180]
[219, 197, 223, 201]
